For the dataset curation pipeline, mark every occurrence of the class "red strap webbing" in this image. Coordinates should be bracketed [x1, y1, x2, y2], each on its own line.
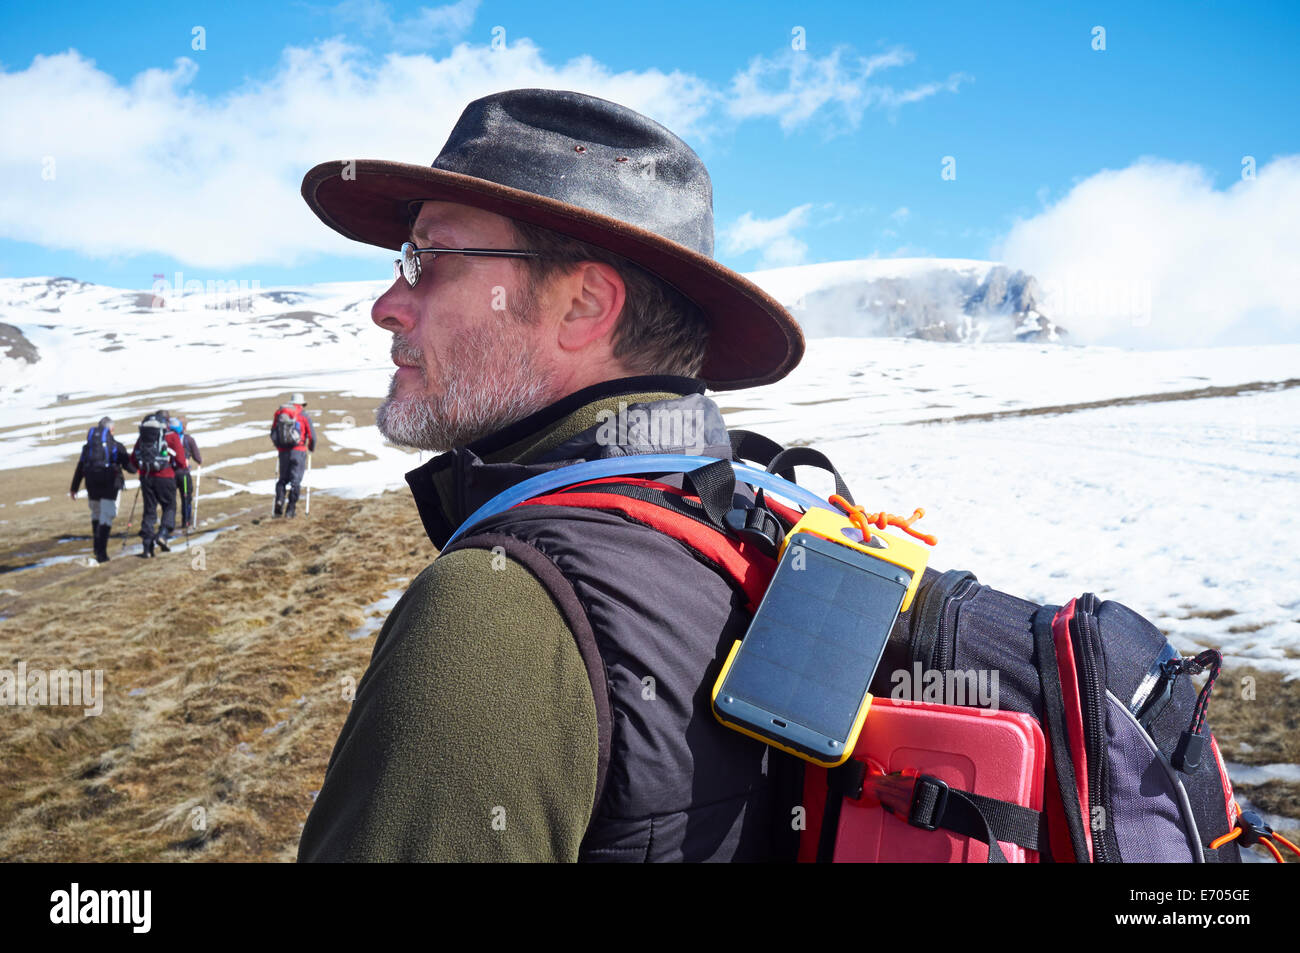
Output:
[516, 480, 778, 611]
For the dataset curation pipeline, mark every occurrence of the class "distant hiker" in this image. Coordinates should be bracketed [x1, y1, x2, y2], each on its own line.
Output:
[131, 414, 187, 557]
[69, 416, 138, 563]
[270, 392, 315, 518]
[169, 416, 202, 529]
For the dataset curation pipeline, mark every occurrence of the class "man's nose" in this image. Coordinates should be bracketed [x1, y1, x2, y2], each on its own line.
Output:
[371, 280, 418, 334]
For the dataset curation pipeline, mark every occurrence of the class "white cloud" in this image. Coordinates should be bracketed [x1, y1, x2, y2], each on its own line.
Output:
[726, 45, 968, 133]
[890, 206, 910, 223]
[992, 156, 1300, 346]
[0, 30, 963, 275]
[330, 0, 481, 49]
[0, 40, 720, 270]
[721, 204, 813, 269]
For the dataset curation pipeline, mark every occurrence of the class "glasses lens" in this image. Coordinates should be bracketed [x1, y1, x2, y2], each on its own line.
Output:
[400, 242, 420, 286]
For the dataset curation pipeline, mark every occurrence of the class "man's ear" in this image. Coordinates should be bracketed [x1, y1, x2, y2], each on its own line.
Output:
[555, 261, 625, 354]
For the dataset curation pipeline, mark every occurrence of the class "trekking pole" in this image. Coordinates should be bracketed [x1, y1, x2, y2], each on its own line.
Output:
[183, 473, 191, 552]
[305, 452, 312, 516]
[193, 467, 201, 527]
[119, 483, 140, 553]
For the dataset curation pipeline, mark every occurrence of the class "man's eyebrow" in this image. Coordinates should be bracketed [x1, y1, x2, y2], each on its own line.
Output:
[410, 221, 458, 246]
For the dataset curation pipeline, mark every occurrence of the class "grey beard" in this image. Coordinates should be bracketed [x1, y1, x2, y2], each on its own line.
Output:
[375, 331, 558, 452]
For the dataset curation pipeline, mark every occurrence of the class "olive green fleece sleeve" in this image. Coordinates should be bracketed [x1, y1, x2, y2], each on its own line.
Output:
[297, 547, 600, 861]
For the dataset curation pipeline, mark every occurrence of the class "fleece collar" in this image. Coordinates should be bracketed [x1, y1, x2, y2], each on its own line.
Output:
[404, 375, 733, 549]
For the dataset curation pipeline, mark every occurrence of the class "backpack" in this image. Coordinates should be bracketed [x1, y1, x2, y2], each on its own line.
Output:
[444, 434, 1278, 863]
[82, 425, 117, 471]
[272, 407, 302, 449]
[137, 418, 171, 474]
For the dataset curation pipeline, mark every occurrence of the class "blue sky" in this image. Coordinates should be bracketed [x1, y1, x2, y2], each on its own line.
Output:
[1, 0, 1297, 313]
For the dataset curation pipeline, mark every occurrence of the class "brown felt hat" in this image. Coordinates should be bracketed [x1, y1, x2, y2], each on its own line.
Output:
[300, 88, 803, 391]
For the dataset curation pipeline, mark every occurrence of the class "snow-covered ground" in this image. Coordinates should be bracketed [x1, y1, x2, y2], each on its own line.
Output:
[2, 271, 1297, 678]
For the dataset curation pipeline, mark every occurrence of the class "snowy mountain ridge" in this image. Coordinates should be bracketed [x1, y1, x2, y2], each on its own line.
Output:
[0, 256, 1061, 404]
[746, 258, 1064, 342]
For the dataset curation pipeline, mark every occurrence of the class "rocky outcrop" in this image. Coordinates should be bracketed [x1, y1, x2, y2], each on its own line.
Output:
[788, 265, 1066, 342]
[0, 322, 39, 363]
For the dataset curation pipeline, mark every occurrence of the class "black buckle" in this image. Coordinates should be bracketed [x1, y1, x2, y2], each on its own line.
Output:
[908, 775, 950, 832]
[724, 506, 784, 558]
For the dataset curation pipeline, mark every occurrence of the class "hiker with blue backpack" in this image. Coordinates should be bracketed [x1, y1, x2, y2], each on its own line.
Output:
[168, 416, 202, 529]
[270, 393, 315, 518]
[130, 412, 188, 558]
[69, 416, 138, 564]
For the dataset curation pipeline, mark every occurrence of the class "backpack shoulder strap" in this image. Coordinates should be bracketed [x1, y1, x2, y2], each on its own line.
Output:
[516, 476, 779, 611]
[452, 475, 781, 613]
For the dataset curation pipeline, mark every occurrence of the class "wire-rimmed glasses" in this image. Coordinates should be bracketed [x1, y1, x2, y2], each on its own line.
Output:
[393, 241, 541, 288]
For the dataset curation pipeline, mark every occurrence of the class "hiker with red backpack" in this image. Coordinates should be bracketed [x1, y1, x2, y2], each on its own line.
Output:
[130, 411, 187, 558]
[296, 90, 1262, 865]
[270, 393, 314, 518]
[69, 416, 138, 563]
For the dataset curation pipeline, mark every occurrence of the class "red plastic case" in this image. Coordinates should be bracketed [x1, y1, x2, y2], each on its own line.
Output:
[832, 697, 1046, 862]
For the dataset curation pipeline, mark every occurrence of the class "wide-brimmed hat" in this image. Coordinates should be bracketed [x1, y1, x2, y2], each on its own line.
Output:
[300, 88, 804, 390]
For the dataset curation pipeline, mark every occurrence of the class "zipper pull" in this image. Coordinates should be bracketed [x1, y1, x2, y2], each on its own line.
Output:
[1171, 650, 1222, 772]
[1132, 650, 1181, 731]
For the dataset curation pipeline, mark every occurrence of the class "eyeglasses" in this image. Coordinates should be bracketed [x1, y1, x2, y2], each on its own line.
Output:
[393, 241, 541, 288]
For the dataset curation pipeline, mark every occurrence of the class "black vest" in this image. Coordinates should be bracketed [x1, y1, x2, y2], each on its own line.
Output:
[407, 378, 798, 861]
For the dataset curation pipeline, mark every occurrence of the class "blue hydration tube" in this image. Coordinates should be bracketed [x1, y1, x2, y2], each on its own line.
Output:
[443, 453, 836, 548]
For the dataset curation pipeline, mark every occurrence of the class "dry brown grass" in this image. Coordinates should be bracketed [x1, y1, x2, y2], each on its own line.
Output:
[0, 489, 431, 861]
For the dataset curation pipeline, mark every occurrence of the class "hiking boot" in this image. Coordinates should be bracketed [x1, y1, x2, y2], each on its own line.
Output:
[156, 536, 171, 553]
[285, 503, 297, 519]
[93, 524, 110, 563]
[139, 539, 155, 559]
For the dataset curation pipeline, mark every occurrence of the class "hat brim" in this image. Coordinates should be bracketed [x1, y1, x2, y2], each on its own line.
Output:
[301, 159, 803, 391]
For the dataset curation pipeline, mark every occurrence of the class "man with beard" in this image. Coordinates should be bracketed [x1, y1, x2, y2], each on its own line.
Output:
[298, 89, 803, 862]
